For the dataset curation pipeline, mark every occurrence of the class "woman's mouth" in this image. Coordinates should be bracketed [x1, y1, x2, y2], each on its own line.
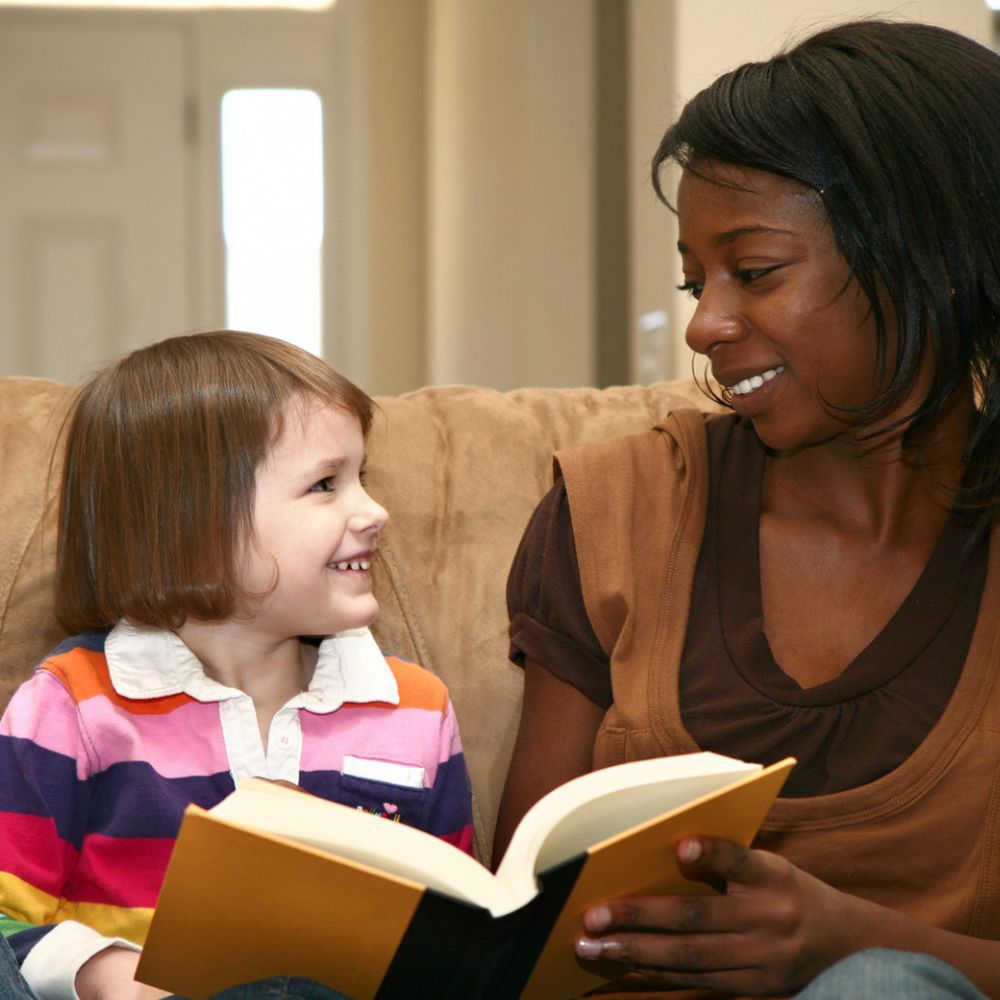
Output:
[728, 366, 785, 397]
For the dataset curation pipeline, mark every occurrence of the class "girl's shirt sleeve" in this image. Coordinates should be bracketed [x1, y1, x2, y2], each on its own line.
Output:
[428, 696, 475, 857]
[506, 479, 613, 708]
[0, 669, 135, 997]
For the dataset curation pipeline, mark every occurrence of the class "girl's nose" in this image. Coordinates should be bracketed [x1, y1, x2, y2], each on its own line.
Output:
[358, 492, 389, 533]
[683, 284, 747, 357]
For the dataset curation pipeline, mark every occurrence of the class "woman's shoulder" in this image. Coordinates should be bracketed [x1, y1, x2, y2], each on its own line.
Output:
[554, 408, 738, 512]
[557, 407, 735, 469]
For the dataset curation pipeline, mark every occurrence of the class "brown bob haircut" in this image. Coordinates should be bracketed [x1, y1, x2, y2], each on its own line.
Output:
[56, 330, 375, 633]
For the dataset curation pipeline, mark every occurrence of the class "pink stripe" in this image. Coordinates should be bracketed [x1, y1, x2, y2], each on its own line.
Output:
[0, 812, 78, 897]
[1, 674, 80, 758]
[81, 698, 229, 778]
[66, 833, 174, 908]
[300, 706, 453, 785]
[3, 673, 229, 779]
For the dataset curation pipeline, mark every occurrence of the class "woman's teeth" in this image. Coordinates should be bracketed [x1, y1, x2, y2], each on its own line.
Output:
[730, 366, 784, 397]
[330, 559, 371, 571]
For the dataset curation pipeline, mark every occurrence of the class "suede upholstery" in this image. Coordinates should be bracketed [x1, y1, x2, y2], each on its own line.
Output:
[0, 374, 720, 863]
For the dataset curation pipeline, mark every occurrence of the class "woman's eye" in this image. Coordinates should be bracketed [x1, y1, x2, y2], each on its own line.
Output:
[359, 468, 368, 486]
[676, 281, 703, 301]
[735, 265, 780, 285]
[309, 477, 336, 494]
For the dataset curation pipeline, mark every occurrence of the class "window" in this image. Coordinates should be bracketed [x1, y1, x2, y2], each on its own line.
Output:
[221, 88, 324, 355]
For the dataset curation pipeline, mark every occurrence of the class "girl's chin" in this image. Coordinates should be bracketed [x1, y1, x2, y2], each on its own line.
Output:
[326, 600, 380, 635]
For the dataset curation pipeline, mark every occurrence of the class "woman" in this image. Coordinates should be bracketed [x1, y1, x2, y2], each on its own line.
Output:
[496, 19, 1000, 998]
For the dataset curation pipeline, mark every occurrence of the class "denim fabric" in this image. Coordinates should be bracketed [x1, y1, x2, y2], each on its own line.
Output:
[0, 934, 353, 1000]
[798, 949, 988, 1000]
[0, 935, 37, 999]
[196, 979, 354, 1000]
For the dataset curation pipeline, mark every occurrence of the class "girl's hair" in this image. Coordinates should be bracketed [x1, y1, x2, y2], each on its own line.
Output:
[653, 19, 1000, 516]
[56, 330, 375, 633]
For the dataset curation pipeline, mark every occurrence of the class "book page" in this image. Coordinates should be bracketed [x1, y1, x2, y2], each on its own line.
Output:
[211, 779, 518, 915]
[496, 752, 758, 901]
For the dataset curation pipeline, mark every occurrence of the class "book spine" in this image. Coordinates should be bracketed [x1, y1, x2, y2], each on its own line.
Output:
[374, 854, 588, 999]
[489, 854, 586, 999]
[374, 891, 521, 1000]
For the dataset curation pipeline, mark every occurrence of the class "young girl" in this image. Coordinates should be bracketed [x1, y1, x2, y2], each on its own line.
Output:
[0, 331, 474, 998]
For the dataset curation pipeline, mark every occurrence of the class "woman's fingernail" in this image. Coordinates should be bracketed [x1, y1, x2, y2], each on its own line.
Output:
[677, 837, 702, 863]
[584, 904, 612, 931]
[575, 937, 604, 959]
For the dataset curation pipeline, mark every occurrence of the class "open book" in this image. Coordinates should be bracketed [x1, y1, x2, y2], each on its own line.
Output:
[137, 752, 793, 1000]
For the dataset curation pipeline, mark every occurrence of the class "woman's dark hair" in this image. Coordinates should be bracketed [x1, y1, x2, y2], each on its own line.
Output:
[57, 330, 375, 633]
[653, 19, 1000, 516]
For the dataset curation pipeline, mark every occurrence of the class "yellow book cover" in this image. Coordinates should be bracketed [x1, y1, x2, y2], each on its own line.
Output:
[137, 753, 794, 999]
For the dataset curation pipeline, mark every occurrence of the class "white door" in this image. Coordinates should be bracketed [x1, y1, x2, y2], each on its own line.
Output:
[0, 14, 194, 383]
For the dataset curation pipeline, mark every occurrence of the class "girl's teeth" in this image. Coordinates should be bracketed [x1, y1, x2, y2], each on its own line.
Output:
[731, 366, 784, 397]
[331, 559, 371, 571]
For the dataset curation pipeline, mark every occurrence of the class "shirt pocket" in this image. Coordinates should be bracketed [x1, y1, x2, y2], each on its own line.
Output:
[337, 755, 430, 830]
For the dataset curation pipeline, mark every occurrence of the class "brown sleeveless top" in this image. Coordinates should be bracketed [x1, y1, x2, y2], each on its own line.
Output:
[555, 409, 1000, 939]
[509, 413, 984, 797]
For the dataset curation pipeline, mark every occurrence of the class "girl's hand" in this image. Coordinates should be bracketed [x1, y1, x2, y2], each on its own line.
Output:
[574, 836, 862, 996]
[75, 946, 172, 1000]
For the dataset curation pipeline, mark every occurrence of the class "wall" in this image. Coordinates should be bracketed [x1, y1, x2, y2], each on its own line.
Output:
[0, 1, 992, 392]
[426, 0, 596, 391]
[361, 0, 992, 392]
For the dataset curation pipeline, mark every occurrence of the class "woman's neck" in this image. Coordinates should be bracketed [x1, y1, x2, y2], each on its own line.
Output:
[763, 379, 975, 545]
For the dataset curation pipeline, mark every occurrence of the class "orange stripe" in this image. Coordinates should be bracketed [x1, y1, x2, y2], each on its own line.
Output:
[42, 649, 192, 715]
[344, 656, 448, 713]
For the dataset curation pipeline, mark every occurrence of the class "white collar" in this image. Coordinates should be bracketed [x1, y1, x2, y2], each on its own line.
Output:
[104, 620, 399, 712]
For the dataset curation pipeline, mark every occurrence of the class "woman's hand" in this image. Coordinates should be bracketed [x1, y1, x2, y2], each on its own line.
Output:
[75, 946, 172, 1000]
[574, 836, 862, 996]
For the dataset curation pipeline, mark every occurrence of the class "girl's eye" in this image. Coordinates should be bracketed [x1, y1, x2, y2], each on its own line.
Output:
[676, 281, 703, 301]
[359, 468, 368, 486]
[309, 477, 335, 494]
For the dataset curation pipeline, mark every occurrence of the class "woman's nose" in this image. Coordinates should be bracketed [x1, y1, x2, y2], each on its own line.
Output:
[683, 283, 746, 357]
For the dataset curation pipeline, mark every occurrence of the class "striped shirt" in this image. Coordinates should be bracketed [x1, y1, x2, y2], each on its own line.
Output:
[0, 621, 473, 994]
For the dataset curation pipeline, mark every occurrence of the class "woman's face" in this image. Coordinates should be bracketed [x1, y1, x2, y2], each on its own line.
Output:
[677, 161, 893, 454]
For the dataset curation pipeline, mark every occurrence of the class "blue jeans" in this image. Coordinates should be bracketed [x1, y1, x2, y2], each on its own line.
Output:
[798, 949, 987, 999]
[0, 934, 33, 999]
[0, 933, 353, 1000]
[196, 980, 352, 1000]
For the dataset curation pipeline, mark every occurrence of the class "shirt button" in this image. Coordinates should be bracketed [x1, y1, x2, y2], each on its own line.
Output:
[279, 735, 290, 747]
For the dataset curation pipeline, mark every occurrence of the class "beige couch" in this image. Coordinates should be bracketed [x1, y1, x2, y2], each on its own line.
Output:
[0, 374, 720, 864]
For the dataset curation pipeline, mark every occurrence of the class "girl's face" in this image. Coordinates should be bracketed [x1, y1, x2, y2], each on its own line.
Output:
[676, 161, 895, 454]
[241, 395, 388, 638]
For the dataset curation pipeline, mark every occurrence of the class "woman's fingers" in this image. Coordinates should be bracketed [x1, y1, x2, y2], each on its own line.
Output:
[574, 838, 829, 995]
[676, 835, 774, 888]
[581, 890, 733, 936]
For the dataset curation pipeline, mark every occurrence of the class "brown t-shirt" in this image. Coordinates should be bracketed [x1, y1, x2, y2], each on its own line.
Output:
[507, 413, 988, 797]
